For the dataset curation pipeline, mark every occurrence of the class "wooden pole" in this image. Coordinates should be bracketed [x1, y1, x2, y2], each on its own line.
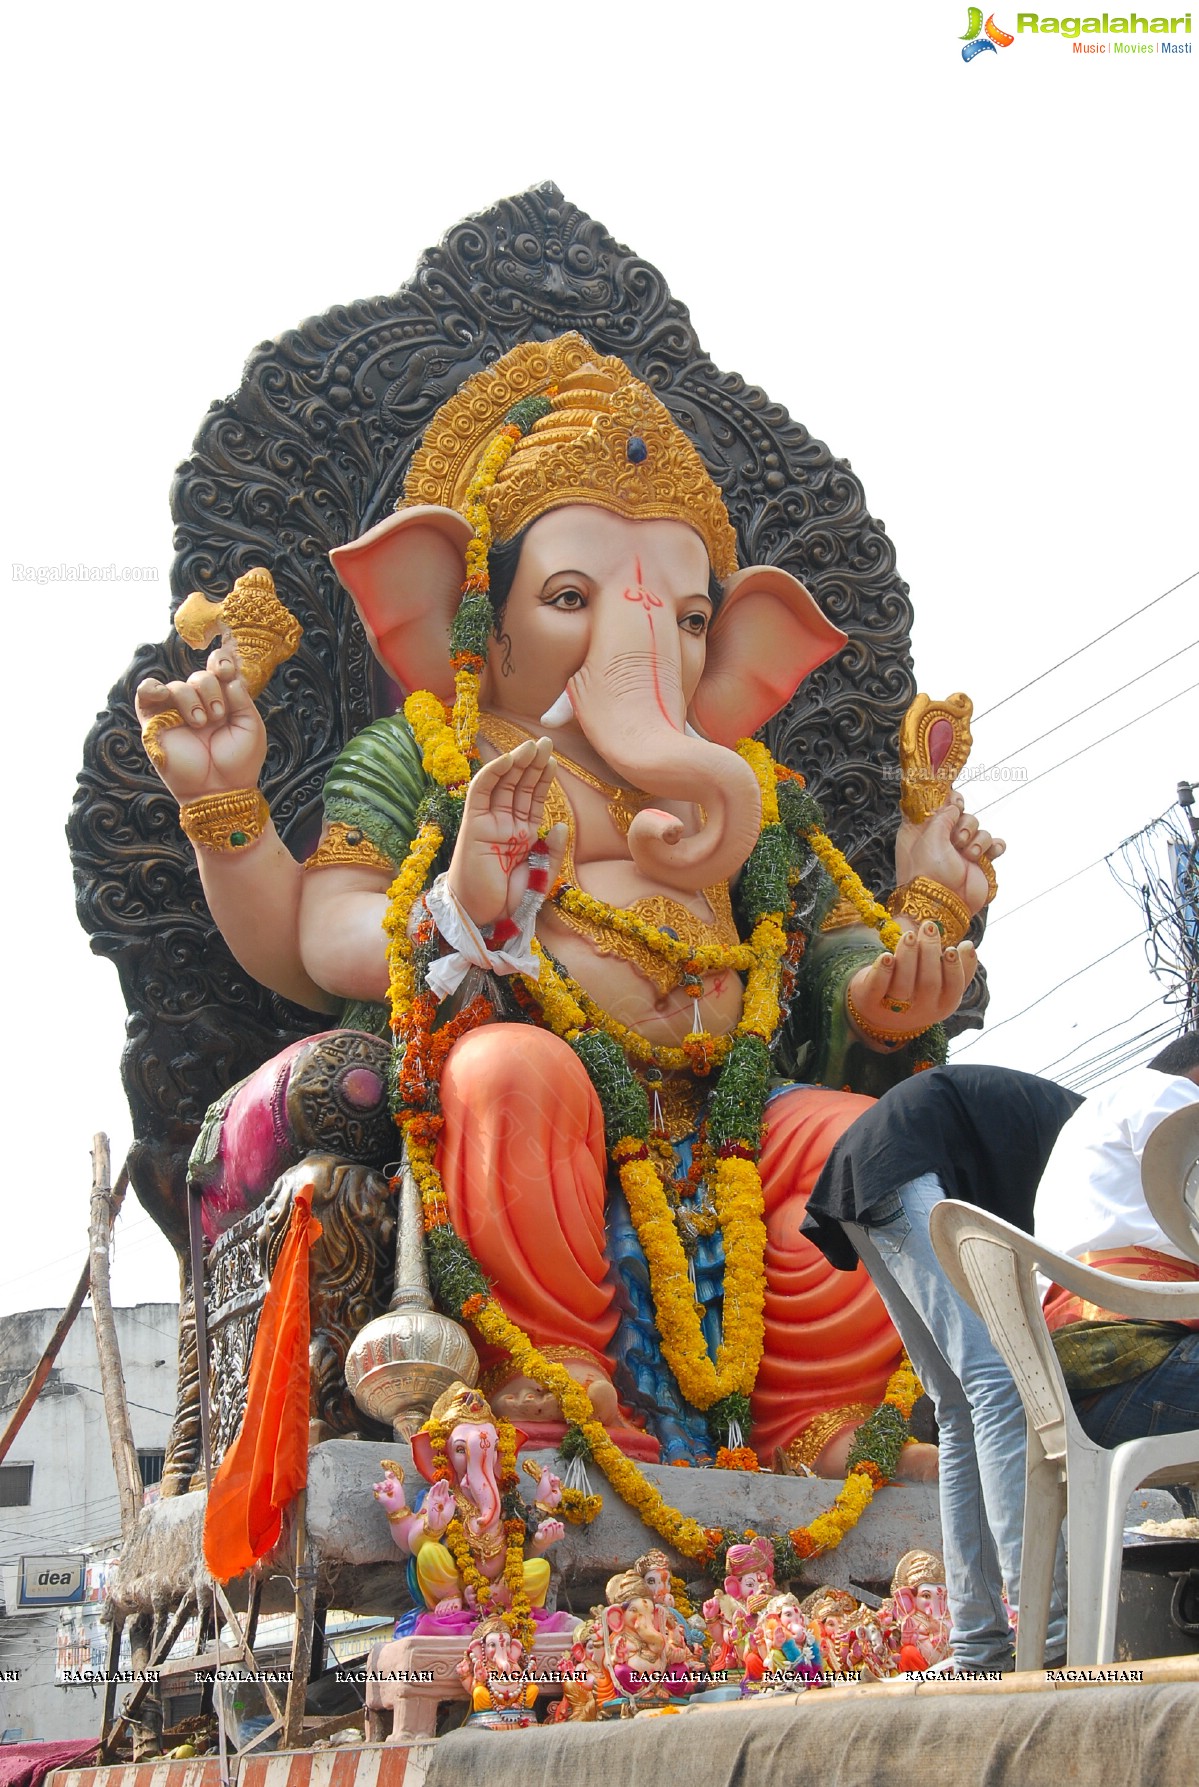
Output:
[283, 1490, 317, 1749]
[87, 1133, 142, 1535]
[0, 1234, 99, 1463]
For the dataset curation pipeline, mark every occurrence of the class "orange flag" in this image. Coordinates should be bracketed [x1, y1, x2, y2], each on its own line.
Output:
[203, 1186, 322, 1583]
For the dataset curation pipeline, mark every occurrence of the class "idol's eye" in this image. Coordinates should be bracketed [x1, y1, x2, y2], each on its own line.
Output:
[679, 609, 709, 635]
[545, 586, 588, 610]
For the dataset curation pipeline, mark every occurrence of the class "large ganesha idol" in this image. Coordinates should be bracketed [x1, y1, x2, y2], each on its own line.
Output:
[135, 331, 1001, 1474]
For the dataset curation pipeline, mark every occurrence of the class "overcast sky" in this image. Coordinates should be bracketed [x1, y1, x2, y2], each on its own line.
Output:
[2, 2, 1194, 1320]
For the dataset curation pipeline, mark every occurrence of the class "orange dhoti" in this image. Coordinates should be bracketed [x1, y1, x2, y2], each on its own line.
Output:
[437, 1025, 902, 1461]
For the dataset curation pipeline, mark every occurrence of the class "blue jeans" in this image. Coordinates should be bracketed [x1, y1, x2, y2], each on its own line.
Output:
[843, 1173, 1068, 1668]
[1075, 1331, 1199, 1517]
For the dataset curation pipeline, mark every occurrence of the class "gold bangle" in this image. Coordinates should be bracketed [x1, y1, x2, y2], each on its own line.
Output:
[846, 986, 929, 1049]
[886, 877, 971, 948]
[179, 788, 270, 853]
[385, 1507, 408, 1524]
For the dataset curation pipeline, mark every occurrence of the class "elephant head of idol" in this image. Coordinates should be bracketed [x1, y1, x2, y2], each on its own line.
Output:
[332, 334, 845, 894]
[409, 1381, 525, 1530]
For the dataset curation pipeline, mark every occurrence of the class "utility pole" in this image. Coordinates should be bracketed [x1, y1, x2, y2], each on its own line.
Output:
[1178, 779, 1197, 844]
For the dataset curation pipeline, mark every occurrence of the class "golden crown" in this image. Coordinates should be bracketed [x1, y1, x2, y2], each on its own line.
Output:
[402, 333, 739, 581]
[425, 1379, 493, 1431]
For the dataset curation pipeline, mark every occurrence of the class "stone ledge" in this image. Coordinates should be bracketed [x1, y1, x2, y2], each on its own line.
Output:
[106, 1439, 942, 1619]
[305, 1438, 941, 1608]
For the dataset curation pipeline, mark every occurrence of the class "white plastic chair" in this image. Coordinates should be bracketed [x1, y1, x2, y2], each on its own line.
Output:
[1141, 1101, 1199, 1264]
[929, 1199, 1199, 1669]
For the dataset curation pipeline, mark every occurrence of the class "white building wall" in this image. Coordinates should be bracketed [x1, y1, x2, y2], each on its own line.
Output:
[0, 1302, 179, 1742]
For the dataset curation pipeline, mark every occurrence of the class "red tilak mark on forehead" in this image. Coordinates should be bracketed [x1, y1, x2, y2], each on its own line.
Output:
[622, 556, 663, 612]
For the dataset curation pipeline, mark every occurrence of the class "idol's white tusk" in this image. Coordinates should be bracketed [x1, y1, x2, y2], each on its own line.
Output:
[540, 690, 574, 727]
[685, 721, 705, 740]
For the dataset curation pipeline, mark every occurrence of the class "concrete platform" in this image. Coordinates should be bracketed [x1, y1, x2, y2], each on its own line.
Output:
[307, 1439, 942, 1610]
[46, 1661, 1199, 1787]
[111, 1439, 941, 1620]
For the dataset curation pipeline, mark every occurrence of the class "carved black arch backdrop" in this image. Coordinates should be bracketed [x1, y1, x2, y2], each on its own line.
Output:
[69, 181, 985, 1253]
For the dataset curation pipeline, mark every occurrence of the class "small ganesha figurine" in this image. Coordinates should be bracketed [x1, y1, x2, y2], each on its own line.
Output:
[880, 1549, 952, 1671]
[755, 1593, 823, 1689]
[701, 1535, 776, 1633]
[700, 1535, 776, 1686]
[454, 1615, 539, 1730]
[635, 1546, 707, 1649]
[806, 1587, 895, 1681]
[803, 1587, 867, 1675]
[600, 1569, 702, 1705]
[545, 1628, 619, 1724]
[372, 1380, 574, 1637]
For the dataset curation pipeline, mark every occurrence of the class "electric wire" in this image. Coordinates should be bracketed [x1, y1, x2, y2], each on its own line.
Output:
[0, 1216, 157, 1293]
[1062, 1020, 1182, 1093]
[1033, 996, 1167, 1076]
[973, 681, 1199, 815]
[1062, 1017, 1179, 1081]
[982, 637, 1199, 772]
[1072, 1049, 1182, 1095]
[952, 932, 1142, 1051]
[972, 569, 1198, 722]
[986, 855, 1106, 927]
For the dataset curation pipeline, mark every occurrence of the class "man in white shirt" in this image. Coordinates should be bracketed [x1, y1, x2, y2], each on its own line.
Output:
[1034, 1032, 1199, 1461]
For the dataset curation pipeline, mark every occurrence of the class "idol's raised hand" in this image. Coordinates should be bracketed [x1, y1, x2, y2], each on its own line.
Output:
[446, 734, 567, 930]
[135, 647, 267, 803]
[895, 790, 1004, 920]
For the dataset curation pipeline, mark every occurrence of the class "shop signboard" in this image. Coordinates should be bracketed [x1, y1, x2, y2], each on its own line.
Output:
[17, 1554, 86, 1606]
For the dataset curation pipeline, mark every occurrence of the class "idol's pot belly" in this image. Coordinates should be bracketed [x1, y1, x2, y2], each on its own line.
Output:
[538, 893, 744, 1046]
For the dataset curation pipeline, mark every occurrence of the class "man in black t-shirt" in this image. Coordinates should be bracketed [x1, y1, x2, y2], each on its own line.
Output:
[803, 1064, 1081, 1672]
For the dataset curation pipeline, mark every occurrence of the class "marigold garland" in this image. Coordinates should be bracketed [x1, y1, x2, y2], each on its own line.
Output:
[556, 885, 755, 977]
[514, 954, 734, 1074]
[715, 1446, 761, 1472]
[558, 1488, 603, 1526]
[787, 1358, 923, 1561]
[468, 1292, 714, 1558]
[803, 827, 904, 953]
[384, 823, 444, 1024]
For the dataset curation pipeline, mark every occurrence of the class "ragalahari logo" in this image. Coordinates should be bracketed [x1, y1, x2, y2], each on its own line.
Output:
[961, 8, 1017, 56]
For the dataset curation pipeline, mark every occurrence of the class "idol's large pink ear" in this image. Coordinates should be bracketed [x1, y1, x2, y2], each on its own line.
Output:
[690, 566, 847, 747]
[330, 505, 473, 701]
[410, 1430, 437, 1483]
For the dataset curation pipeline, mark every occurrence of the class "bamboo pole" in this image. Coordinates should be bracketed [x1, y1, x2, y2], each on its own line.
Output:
[87, 1134, 142, 1535]
[283, 1489, 317, 1748]
[0, 1236, 99, 1463]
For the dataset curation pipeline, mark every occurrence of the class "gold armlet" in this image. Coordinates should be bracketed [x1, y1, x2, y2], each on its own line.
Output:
[303, 822, 395, 874]
[179, 789, 270, 854]
[886, 877, 971, 948]
[846, 986, 930, 1050]
[784, 1404, 874, 1473]
[819, 894, 866, 934]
